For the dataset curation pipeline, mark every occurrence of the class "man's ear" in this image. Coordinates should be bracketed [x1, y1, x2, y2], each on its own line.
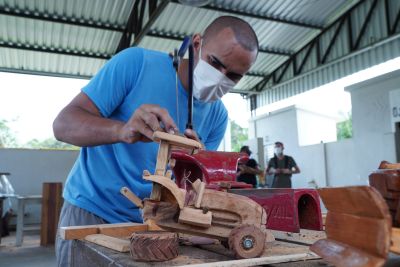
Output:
[192, 33, 202, 60]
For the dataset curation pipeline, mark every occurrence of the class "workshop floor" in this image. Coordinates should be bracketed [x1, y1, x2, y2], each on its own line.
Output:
[0, 231, 56, 267]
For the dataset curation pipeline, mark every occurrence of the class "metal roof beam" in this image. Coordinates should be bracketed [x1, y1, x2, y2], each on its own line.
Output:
[321, 16, 346, 64]
[246, 72, 266, 77]
[147, 30, 291, 56]
[172, 0, 323, 30]
[352, 0, 378, 51]
[392, 3, 400, 34]
[0, 41, 110, 60]
[116, 0, 170, 53]
[0, 6, 124, 32]
[116, 0, 142, 53]
[249, 0, 371, 93]
[133, 0, 170, 46]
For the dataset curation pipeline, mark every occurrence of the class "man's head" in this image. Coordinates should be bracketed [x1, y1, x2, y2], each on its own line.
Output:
[191, 16, 258, 102]
[274, 142, 284, 156]
[240, 145, 252, 156]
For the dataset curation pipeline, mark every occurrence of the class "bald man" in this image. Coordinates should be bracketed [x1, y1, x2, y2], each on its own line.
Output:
[53, 16, 258, 266]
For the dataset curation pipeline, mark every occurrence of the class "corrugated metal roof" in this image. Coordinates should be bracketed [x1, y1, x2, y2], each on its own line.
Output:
[0, 0, 359, 88]
[253, 0, 400, 109]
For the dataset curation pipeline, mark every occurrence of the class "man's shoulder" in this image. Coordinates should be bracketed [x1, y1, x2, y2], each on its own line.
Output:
[210, 99, 228, 118]
[116, 47, 169, 63]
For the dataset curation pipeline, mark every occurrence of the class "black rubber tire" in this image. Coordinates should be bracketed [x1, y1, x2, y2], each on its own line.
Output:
[130, 231, 179, 262]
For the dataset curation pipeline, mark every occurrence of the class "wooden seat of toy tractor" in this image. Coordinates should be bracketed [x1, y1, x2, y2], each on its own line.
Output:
[144, 132, 203, 202]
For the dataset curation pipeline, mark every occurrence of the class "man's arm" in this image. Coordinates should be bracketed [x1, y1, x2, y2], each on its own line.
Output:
[282, 157, 300, 174]
[53, 92, 177, 147]
[266, 159, 278, 175]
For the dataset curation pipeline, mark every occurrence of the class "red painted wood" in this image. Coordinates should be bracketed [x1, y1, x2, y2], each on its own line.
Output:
[171, 150, 323, 233]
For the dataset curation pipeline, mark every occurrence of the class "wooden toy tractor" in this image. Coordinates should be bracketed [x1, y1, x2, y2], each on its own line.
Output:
[122, 131, 271, 259]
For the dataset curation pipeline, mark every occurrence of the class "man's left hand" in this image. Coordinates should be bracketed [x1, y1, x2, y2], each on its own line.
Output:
[184, 129, 205, 149]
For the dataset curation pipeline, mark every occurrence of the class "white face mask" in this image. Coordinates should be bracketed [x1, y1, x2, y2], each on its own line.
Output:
[193, 44, 236, 102]
[274, 147, 283, 155]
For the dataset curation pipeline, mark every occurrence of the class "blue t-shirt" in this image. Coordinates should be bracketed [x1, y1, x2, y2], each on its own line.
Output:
[63, 47, 228, 223]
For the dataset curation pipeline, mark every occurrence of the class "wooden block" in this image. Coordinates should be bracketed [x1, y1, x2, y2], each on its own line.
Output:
[386, 174, 400, 191]
[201, 189, 266, 226]
[40, 182, 63, 246]
[178, 207, 212, 228]
[85, 234, 130, 252]
[153, 131, 203, 150]
[325, 211, 391, 258]
[317, 186, 391, 219]
[311, 238, 385, 267]
[379, 162, 400, 170]
[60, 225, 99, 240]
[195, 182, 206, 208]
[98, 223, 148, 238]
[391, 227, 400, 254]
[146, 219, 164, 231]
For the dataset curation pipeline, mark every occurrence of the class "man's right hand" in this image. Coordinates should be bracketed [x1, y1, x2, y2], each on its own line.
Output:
[118, 104, 178, 144]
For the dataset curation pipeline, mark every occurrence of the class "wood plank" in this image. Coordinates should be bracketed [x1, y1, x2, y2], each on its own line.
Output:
[153, 131, 203, 150]
[391, 227, 400, 254]
[325, 211, 390, 258]
[60, 225, 99, 240]
[40, 182, 63, 246]
[98, 223, 148, 238]
[186, 253, 318, 267]
[85, 234, 130, 252]
[60, 223, 150, 240]
[311, 239, 385, 267]
[271, 229, 326, 245]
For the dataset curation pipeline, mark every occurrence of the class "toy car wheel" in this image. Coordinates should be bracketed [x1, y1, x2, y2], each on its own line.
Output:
[130, 231, 179, 261]
[228, 224, 266, 259]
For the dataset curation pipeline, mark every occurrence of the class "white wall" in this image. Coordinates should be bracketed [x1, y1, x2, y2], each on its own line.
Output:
[0, 148, 78, 224]
[296, 108, 337, 146]
[250, 69, 400, 189]
[346, 70, 399, 178]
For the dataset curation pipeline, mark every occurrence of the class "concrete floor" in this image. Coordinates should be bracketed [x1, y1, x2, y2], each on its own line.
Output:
[0, 231, 56, 267]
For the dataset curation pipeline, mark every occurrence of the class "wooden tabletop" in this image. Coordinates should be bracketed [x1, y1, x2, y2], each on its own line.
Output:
[71, 238, 321, 267]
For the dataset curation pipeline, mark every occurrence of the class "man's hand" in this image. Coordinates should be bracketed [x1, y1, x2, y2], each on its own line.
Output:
[119, 104, 178, 144]
[282, 168, 291, 174]
[184, 129, 205, 149]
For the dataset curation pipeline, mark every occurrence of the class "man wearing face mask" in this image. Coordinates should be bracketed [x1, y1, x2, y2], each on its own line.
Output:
[266, 142, 300, 188]
[53, 15, 258, 266]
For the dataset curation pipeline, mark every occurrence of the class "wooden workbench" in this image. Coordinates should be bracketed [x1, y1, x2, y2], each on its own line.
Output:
[71, 236, 323, 267]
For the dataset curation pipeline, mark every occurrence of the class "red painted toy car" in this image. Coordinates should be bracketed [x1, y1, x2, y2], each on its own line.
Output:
[171, 150, 323, 233]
